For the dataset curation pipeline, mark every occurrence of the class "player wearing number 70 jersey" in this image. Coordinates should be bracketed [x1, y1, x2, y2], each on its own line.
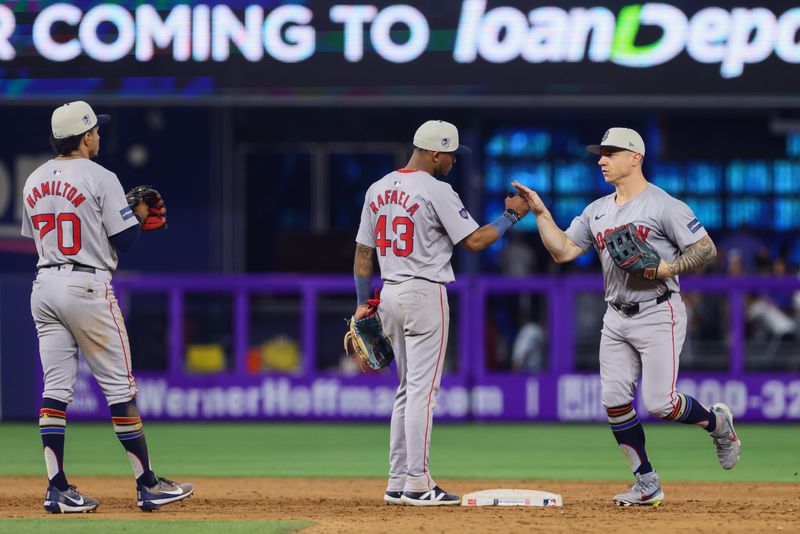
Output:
[21, 101, 192, 513]
[353, 120, 529, 506]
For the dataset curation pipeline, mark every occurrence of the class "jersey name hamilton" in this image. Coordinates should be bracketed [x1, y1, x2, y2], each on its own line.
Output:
[565, 184, 708, 304]
[21, 158, 139, 272]
[25, 179, 88, 210]
[356, 169, 479, 284]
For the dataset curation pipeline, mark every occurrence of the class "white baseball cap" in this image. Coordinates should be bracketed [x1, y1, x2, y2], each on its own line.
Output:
[51, 101, 110, 139]
[586, 127, 645, 156]
[413, 120, 472, 154]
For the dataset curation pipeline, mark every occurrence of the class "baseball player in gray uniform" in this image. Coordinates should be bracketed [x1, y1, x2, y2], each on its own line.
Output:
[513, 128, 741, 506]
[354, 120, 528, 506]
[22, 101, 193, 513]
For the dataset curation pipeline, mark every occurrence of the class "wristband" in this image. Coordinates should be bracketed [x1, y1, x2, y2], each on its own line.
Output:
[489, 209, 522, 237]
[354, 275, 371, 306]
[503, 209, 522, 224]
[489, 213, 513, 237]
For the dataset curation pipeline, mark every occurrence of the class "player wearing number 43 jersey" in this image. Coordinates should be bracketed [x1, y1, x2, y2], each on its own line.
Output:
[22, 101, 192, 513]
[353, 120, 529, 506]
[514, 128, 741, 507]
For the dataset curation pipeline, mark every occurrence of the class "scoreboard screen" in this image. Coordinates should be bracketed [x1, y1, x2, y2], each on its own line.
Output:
[2, 1, 800, 103]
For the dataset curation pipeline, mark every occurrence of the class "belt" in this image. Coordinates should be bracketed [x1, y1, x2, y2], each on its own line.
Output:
[51, 263, 96, 274]
[612, 291, 673, 317]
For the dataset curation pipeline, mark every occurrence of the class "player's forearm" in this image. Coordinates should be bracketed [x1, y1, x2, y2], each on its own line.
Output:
[462, 225, 501, 253]
[353, 243, 375, 306]
[535, 211, 573, 263]
[463, 207, 524, 253]
[354, 243, 374, 277]
[663, 235, 717, 276]
[109, 224, 141, 252]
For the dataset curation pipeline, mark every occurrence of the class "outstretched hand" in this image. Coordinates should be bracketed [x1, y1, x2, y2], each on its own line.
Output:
[512, 181, 547, 216]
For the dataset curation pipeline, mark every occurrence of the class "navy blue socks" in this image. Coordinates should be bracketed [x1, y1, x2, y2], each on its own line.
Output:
[607, 404, 653, 475]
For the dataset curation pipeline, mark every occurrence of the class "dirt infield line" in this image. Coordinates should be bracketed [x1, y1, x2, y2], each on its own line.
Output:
[2, 477, 797, 533]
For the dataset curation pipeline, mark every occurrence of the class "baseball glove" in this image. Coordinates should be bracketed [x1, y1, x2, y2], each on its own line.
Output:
[126, 185, 167, 231]
[344, 295, 394, 371]
[606, 223, 661, 280]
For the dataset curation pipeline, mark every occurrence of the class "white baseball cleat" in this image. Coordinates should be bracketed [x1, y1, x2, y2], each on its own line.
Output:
[710, 403, 741, 470]
[613, 471, 664, 507]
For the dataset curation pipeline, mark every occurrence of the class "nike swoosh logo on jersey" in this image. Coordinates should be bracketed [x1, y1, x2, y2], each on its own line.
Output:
[594, 214, 606, 220]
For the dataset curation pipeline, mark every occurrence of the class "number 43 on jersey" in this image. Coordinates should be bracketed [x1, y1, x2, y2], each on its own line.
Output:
[375, 215, 414, 257]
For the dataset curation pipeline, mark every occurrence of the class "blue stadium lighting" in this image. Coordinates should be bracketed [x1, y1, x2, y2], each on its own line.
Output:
[727, 161, 771, 193]
[787, 132, 800, 157]
[686, 162, 723, 194]
[652, 162, 684, 194]
[773, 161, 800, 193]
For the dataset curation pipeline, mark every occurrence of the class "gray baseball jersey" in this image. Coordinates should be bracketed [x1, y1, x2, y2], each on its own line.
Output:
[565, 184, 707, 304]
[355, 169, 479, 284]
[22, 158, 138, 271]
[23, 157, 139, 407]
[356, 168, 478, 494]
[565, 183, 708, 431]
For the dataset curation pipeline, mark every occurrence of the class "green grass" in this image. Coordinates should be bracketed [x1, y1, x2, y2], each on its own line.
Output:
[1, 423, 798, 482]
[0, 519, 312, 534]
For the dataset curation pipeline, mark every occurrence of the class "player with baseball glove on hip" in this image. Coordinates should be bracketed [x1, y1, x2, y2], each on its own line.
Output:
[513, 127, 740, 507]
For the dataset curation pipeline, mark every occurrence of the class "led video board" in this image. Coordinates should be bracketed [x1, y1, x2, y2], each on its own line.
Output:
[2, 1, 800, 101]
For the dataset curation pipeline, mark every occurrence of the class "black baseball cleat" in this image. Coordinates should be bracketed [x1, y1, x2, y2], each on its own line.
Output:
[400, 486, 461, 506]
[137, 476, 194, 512]
[384, 491, 403, 505]
[44, 485, 99, 514]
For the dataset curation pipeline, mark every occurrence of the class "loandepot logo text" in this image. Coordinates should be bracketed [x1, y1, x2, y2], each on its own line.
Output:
[0, 1, 798, 78]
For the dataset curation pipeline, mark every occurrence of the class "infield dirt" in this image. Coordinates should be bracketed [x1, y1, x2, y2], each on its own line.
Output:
[2, 477, 797, 533]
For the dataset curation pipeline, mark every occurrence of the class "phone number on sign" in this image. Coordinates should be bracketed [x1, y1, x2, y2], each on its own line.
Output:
[678, 379, 800, 420]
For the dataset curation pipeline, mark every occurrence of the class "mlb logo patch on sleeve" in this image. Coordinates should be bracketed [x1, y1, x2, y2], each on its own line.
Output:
[459, 208, 470, 219]
[687, 218, 703, 233]
[120, 206, 135, 221]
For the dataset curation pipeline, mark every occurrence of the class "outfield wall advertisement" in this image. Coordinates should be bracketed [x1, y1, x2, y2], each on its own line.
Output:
[3, 1, 800, 100]
[62, 361, 800, 422]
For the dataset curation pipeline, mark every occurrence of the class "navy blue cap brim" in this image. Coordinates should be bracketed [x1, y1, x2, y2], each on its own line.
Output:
[96, 114, 111, 126]
[454, 144, 472, 154]
[586, 144, 630, 155]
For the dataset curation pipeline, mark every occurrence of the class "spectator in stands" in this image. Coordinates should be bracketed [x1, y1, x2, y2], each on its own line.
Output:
[511, 313, 545, 373]
[498, 233, 537, 277]
[718, 223, 769, 274]
[745, 293, 796, 358]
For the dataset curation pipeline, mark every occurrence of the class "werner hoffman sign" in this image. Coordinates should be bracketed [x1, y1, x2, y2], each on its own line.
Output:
[2, 1, 800, 100]
[61, 365, 800, 422]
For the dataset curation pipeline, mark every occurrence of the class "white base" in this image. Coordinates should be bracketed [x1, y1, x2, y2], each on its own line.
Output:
[461, 489, 563, 507]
